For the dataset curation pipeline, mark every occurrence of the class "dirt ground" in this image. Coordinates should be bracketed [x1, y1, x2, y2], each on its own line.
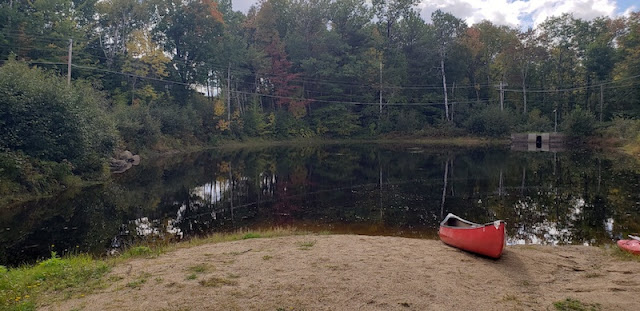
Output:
[41, 235, 640, 311]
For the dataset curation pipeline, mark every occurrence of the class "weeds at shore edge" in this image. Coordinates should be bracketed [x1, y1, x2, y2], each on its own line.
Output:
[609, 247, 640, 262]
[553, 298, 601, 311]
[0, 252, 110, 311]
[0, 227, 306, 310]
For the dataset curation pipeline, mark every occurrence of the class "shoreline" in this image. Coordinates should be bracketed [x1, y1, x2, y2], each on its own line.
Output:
[4, 231, 639, 311]
[142, 136, 510, 158]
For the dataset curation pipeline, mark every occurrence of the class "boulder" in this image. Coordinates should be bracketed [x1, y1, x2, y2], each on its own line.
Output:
[131, 154, 141, 165]
[109, 158, 132, 173]
[117, 150, 134, 161]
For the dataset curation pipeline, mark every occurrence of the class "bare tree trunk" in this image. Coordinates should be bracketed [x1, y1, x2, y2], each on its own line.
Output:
[522, 83, 527, 114]
[600, 84, 604, 122]
[521, 167, 526, 196]
[441, 57, 449, 121]
[440, 158, 449, 218]
[498, 169, 504, 197]
[229, 162, 234, 225]
[379, 151, 383, 220]
[131, 78, 136, 104]
[227, 64, 231, 121]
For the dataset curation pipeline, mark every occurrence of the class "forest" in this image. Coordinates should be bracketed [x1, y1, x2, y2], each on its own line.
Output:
[1, 0, 640, 199]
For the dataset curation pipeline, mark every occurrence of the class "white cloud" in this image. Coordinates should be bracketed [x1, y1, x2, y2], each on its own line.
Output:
[622, 5, 638, 17]
[231, 0, 626, 29]
[417, 0, 618, 28]
[232, 0, 258, 13]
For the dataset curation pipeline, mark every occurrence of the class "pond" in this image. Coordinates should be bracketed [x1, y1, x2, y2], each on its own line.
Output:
[2, 143, 640, 266]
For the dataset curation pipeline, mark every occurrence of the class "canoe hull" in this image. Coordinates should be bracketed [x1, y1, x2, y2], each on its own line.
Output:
[617, 240, 640, 255]
[439, 215, 505, 259]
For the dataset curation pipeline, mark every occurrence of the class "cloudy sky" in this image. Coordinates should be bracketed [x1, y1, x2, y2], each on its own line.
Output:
[230, 0, 638, 28]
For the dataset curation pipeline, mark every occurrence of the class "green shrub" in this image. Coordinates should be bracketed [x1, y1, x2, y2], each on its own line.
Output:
[114, 104, 161, 151]
[562, 107, 597, 137]
[602, 117, 640, 140]
[310, 105, 360, 138]
[243, 102, 268, 137]
[394, 109, 422, 133]
[517, 109, 553, 132]
[0, 60, 117, 169]
[0, 150, 76, 199]
[465, 105, 514, 137]
[151, 103, 196, 137]
[274, 109, 312, 138]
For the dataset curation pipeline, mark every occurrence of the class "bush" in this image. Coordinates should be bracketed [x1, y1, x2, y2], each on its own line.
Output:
[243, 102, 268, 137]
[151, 103, 197, 137]
[562, 107, 596, 137]
[601, 117, 640, 140]
[517, 109, 553, 132]
[0, 60, 117, 172]
[465, 105, 514, 137]
[394, 109, 422, 133]
[274, 109, 312, 138]
[114, 104, 161, 151]
[0, 150, 77, 199]
[310, 105, 360, 138]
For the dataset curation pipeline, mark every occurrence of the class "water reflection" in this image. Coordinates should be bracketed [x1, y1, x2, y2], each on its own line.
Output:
[2, 144, 640, 266]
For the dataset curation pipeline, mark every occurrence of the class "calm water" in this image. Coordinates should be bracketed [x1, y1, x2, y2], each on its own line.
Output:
[2, 144, 640, 266]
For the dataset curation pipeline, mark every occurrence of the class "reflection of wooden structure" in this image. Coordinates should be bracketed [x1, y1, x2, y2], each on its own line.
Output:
[511, 133, 565, 152]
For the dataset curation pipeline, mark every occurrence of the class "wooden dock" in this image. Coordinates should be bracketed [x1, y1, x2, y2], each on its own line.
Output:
[511, 133, 565, 152]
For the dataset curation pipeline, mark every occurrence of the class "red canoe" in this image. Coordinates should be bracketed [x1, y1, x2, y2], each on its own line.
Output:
[617, 239, 640, 255]
[438, 213, 506, 259]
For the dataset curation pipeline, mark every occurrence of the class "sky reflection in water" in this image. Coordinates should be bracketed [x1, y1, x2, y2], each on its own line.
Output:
[1, 144, 640, 266]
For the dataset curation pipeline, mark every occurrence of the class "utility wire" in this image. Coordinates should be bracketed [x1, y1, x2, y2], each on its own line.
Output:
[7, 38, 640, 92]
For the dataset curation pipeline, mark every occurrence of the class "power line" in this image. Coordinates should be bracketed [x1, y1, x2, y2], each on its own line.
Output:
[6, 37, 639, 93]
[503, 74, 640, 93]
[29, 61, 191, 86]
[232, 90, 490, 107]
[29, 60, 489, 106]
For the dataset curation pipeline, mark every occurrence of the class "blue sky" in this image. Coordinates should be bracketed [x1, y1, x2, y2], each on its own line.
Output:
[232, 0, 638, 28]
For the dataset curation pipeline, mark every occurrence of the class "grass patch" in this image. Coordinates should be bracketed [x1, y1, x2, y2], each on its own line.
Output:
[199, 277, 238, 287]
[297, 240, 316, 250]
[120, 246, 164, 259]
[187, 264, 210, 274]
[186, 273, 197, 280]
[0, 227, 303, 310]
[0, 252, 110, 310]
[183, 227, 302, 249]
[610, 247, 640, 262]
[553, 298, 601, 311]
[262, 255, 273, 261]
[126, 272, 151, 289]
[116, 227, 301, 262]
[126, 279, 146, 289]
[242, 233, 261, 239]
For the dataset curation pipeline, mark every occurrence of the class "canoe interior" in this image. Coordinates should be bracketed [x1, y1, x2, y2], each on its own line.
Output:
[443, 217, 476, 228]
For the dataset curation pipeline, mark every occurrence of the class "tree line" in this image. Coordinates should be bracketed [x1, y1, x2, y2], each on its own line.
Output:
[2, 0, 640, 140]
[1, 0, 640, 199]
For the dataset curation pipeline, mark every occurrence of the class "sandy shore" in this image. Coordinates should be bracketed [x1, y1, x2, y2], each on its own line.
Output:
[41, 235, 640, 310]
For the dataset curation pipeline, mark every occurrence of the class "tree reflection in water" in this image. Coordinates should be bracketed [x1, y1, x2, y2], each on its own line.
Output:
[2, 145, 640, 266]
